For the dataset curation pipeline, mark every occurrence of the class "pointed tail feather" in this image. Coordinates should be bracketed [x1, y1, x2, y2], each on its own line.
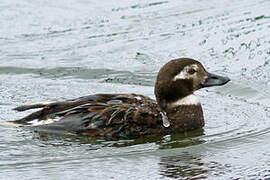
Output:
[12, 102, 53, 124]
[13, 102, 52, 112]
[10, 109, 44, 125]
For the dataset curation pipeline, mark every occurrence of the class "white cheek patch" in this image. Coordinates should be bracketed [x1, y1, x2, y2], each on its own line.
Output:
[170, 94, 200, 107]
[173, 64, 199, 81]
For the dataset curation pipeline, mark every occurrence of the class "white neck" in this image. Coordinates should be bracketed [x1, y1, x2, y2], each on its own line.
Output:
[170, 94, 200, 107]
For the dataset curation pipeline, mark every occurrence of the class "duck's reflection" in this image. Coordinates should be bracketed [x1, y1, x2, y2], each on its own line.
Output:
[34, 128, 205, 148]
[159, 153, 208, 179]
[157, 130, 208, 179]
[31, 128, 211, 178]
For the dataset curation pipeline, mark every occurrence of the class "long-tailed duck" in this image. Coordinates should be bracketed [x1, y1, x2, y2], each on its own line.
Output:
[11, 58, 230, 139]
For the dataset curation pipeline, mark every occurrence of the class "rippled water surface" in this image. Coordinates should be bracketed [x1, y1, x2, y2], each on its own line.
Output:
[0, 0, 270, 179]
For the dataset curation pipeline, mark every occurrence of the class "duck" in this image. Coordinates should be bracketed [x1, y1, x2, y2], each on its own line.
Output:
[11, 58, 230, 139]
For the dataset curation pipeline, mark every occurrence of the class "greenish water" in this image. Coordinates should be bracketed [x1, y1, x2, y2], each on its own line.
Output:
[0, 0, 269, 179]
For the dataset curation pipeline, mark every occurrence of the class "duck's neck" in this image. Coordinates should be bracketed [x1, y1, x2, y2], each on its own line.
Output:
[162, 94, 205, 132]
[166, 104, 204, 132]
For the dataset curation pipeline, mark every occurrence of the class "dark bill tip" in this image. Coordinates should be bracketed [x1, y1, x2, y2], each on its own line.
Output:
[202, 73, 230, 88]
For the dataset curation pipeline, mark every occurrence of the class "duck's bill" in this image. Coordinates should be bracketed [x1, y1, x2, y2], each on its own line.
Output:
[201, 73, 230, 88]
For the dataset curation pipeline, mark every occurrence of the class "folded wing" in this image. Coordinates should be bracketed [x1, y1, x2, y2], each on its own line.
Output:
[12, 94, 162, 138]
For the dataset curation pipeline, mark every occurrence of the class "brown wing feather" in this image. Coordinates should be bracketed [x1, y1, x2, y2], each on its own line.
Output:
[12, 94, 134, 123]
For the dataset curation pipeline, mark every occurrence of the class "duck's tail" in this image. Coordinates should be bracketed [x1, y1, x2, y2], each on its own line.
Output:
[13, 102, 51, 112]
[11, 102, 54, 125]
[11, 99, 87, 125]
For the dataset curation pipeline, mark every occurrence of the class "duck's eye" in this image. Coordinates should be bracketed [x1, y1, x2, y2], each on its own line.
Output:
[187, 68, 196, 75]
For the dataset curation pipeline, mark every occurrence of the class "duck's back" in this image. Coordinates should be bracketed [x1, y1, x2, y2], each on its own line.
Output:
[12, 94, 163, 139]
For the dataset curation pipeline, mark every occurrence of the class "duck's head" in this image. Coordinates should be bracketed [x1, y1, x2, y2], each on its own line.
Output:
[154, 58, 230, 112]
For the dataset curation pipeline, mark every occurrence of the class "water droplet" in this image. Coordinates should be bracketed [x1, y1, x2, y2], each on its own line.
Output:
[160, 112, 170, 128]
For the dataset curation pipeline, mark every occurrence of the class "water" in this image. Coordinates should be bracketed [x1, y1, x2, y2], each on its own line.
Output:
[0, 0, 269, 179]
